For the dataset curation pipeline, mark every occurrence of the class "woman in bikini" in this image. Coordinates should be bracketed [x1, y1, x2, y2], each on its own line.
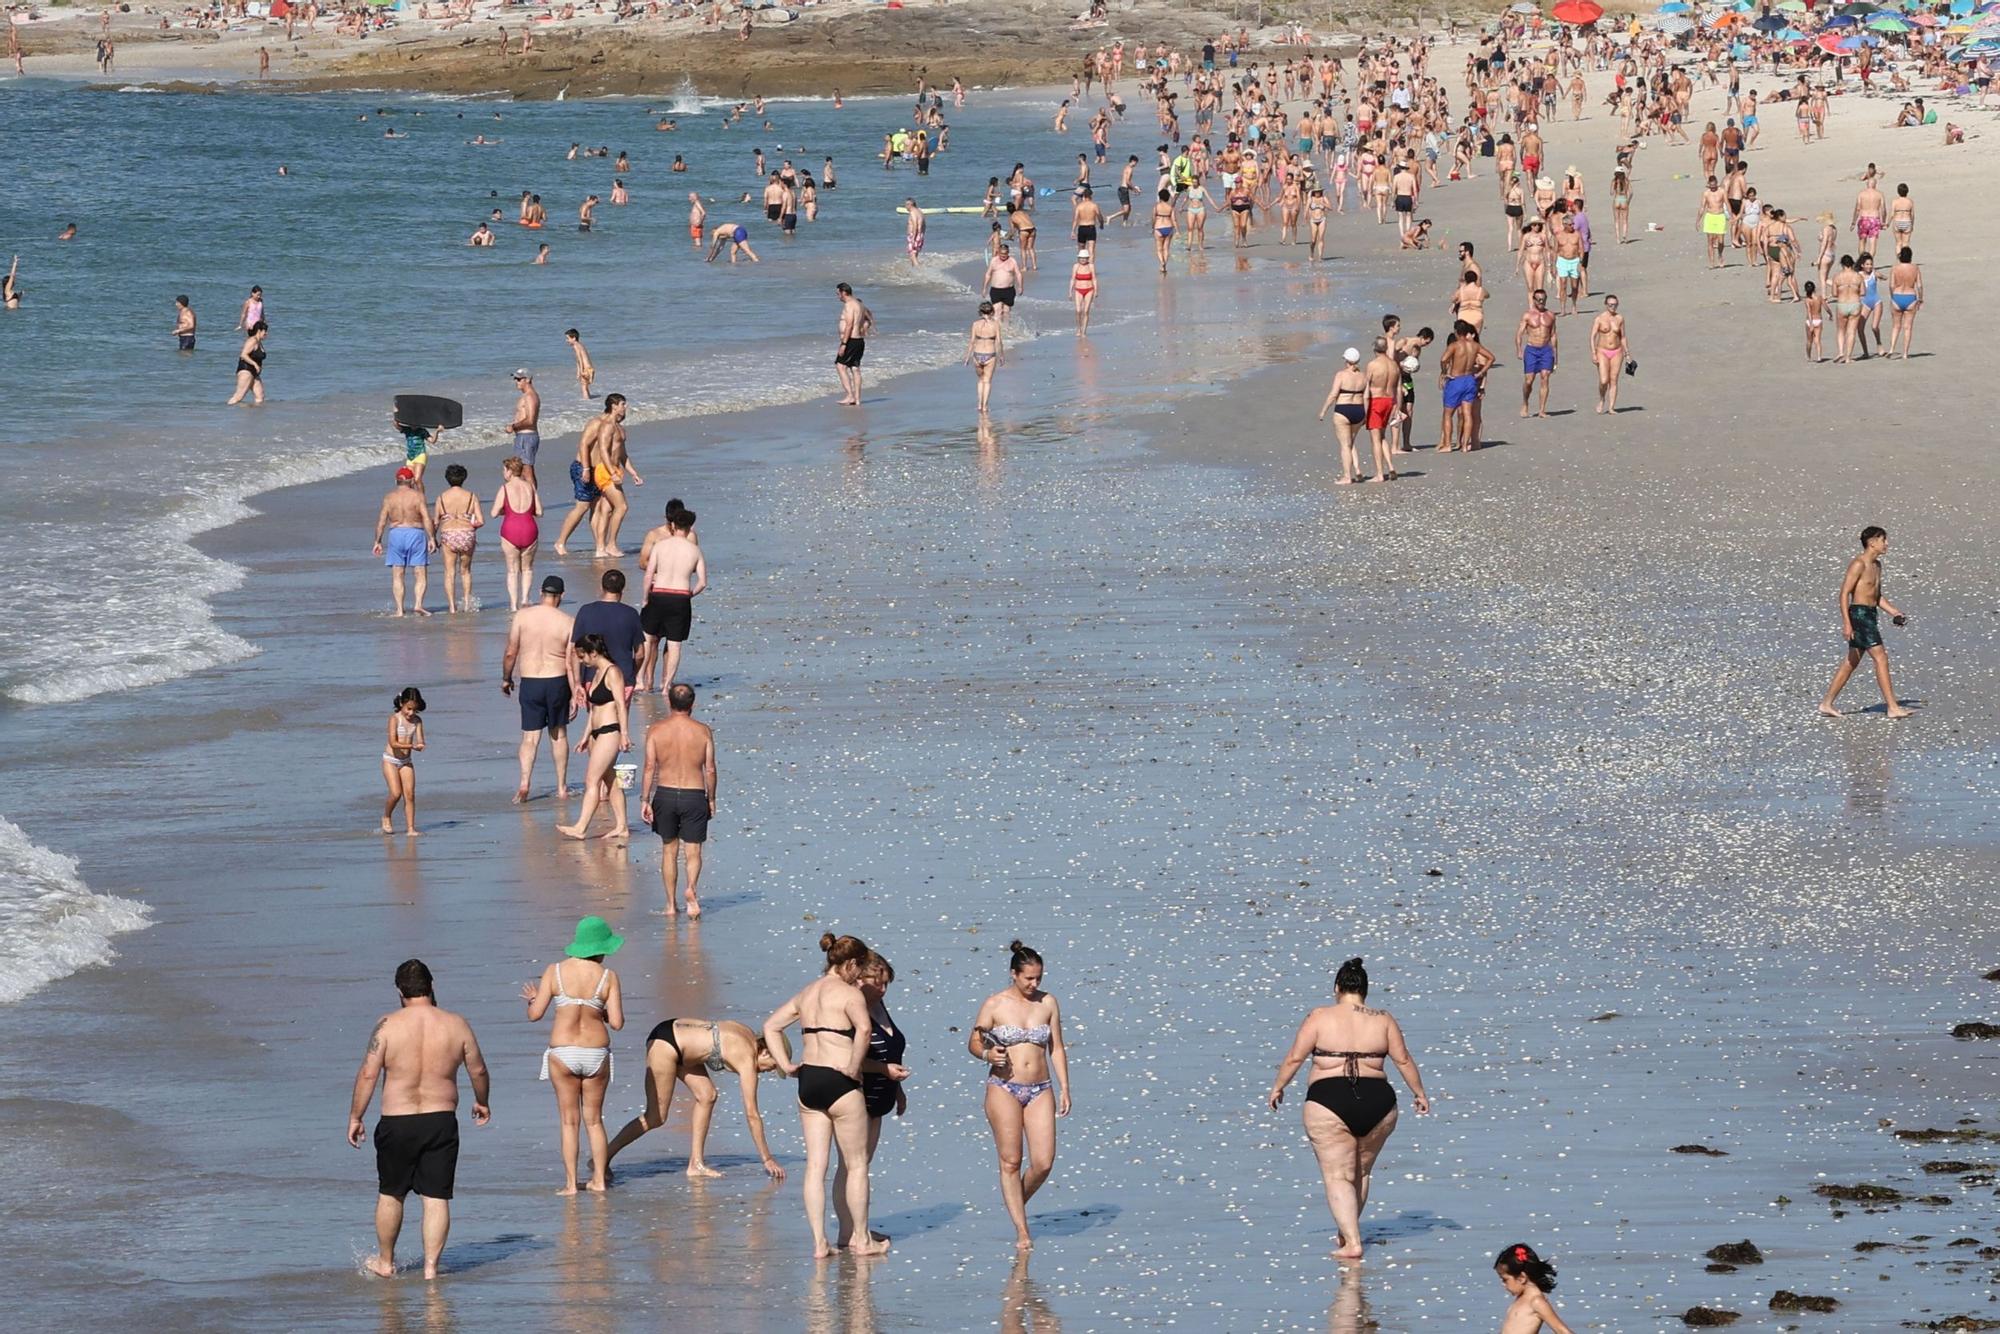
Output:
[1803, 280, 1826, 363]
[1609, 168, 1632, 244]
[521, 915, 626, 1195]
[491, 455, 541, 610]
[603, 1015, 788, 1181]
[380, 686, 425, 835]
[969, 940, 1071, 1251]
[764, 933, 887, 1257]
[555, 634, 630, 841]
[226, 320, 267, 406]
[839, 950, 911, 1247]
[1268, 957, 1430, 1261]
[431, 463, 484, 614]
[1317, 346, 1371, 486]
[1070, 248, 1098, 335]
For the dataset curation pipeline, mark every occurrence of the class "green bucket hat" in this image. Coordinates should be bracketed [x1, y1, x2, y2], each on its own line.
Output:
[564, 915, 624, 959]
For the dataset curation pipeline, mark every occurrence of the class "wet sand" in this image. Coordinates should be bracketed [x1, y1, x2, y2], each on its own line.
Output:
[3, 59, 1999, 1330]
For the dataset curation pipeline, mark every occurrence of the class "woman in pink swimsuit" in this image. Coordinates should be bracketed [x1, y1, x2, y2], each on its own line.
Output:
[492, 455, 542, 609]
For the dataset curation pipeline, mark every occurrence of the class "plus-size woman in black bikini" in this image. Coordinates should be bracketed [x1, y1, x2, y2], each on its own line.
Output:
[763, 933, 888, 1257]
[1268, 958, 1431, 1260]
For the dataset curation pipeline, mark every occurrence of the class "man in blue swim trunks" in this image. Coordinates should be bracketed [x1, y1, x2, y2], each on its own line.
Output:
[505, 369, 541, 487]
[371, 466, 437, 617]
[1438, 319, 1496, 451]
[1515, 289, 1557, 418]
[502, 575, 578, 800]
[704, 222, 760, 264]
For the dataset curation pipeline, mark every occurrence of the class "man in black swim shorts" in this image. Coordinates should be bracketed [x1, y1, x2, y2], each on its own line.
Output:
[640, 683, 717, 916]
[348, 959, 491, 1279]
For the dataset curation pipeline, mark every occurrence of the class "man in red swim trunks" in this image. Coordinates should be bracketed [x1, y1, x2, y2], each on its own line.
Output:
[1364, 338, 1402, 480]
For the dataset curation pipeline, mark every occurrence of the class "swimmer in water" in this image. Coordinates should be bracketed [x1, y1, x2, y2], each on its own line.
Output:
[705, 223, 760, 263]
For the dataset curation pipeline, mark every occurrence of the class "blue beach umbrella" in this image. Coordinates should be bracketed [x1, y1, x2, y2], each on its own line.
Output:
[1658, 0, 1689, 10]
[1752, 13, 1787, 30]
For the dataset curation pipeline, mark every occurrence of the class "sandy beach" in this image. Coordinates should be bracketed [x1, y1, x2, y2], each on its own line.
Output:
[3, 18, 2000, 1332]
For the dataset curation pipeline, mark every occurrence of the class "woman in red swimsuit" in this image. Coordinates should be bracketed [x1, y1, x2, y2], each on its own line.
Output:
[492, 456, 542, 610]
[1070, 248, 1098, 335]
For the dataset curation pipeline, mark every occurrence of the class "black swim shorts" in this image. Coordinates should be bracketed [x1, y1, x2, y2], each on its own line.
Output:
[642, 591, 693, 643]
[375, 1111, 459, 1200]
[835, 337, 866, 369]
[650, 786, 710, 844]
[518, 675, 571, 732]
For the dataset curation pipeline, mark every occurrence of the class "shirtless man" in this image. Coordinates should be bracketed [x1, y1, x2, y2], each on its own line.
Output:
[371, 468, 436, 617]
[1551, 212, 1584, 315]
[1072, 187, 1105, 259]
[1516, 288, 1557, 418]
[834, 282, 874, 407]
[501, 574, 576, 801]
[705, 222, 761, 264]
[1852, 177, 1885, 259]
[173, 294, 197, 351]
[594, 401, 643, 557]
[982, 243, 1023, 324]
[966, 300, 1003, 415]
[639, 683, 717, 916]
[640, 510, 706, 690]
[555, 396, 628, 554]
[347, 959, 491, 1280]
[687, 192, 707, 248]
[1588, 294, 1628, 414]
[1818, 526, 1913, 719]
[565, 327, 595, 400]
[1117, 156, 1138, 224]
[905, 199, 926, 267]
[578, 194, 599, 232]
[1438, 320, 1497, 451]
[1698, 176, 1728, 269]
[505, 369, 541, 487]
[1363, 338, 1401, 481]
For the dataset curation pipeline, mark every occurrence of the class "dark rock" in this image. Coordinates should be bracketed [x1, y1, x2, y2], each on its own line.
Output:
[1590, 1011, 1621, 1021]
[1705, 1240, 1764, 1264]
[1922, 1161, 1992, 1175]
[1951, 1022, 2000, 1040]
[1947, 1237, 1982, 1247]
[1903, 1319, 2000, 1332]
[1815, 1183, 1906, 1203]
[1682, 1308, 1742, 1327]
[1673, 1144, 1730, 1157]
[1983, 968, 2000, 982]
[1705, 1262, 1737, 1273]
[1897, 1128, 1999, 1144]
[1769, 1291, 1840, 1314]
[1854, 1240, 1894, 1252]
[1919, 1195, 1955, 1205]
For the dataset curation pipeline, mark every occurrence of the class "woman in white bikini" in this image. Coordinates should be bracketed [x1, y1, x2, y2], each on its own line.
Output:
[521, 916, 625, 1194]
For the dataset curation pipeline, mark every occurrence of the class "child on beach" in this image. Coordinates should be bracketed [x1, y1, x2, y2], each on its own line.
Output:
[1803, 281, 1825, 363]
[381, 687, 426, 835]
[1494, 1244, 1574, 1334]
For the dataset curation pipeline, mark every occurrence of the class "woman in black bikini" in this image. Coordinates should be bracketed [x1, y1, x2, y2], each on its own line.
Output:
[555, 635, 629, 841]
[763, 933, 887, 1256]
[1268, 958, 1431, 1261]
[227, 319, 267, 405]
[602, 1017, 787, 1181]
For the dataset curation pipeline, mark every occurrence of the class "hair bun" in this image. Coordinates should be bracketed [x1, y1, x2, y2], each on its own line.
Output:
[818, 932, 837, 954]
[1008, 939, 1025, 953]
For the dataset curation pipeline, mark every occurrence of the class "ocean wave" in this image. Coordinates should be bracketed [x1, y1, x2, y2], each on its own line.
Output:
[0, 817, 150, 1004]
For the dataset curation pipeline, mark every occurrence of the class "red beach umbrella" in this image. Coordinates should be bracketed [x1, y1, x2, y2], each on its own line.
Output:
[1552, 0, 1606, 22]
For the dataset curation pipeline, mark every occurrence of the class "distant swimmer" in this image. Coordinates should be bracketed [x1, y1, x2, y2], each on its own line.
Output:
[687, 191, 707, 247]
[173, 294, 196, 351]
[603, 1015, 788, 1181]
[380, 686, 426, 834]
[834, 282, 874, 407]
[969, 940, 1071, 1252]
[1818, 525, 1914, 720]
[521, 917, 625, 1194]
[1267, 958, 1430, 1261]
[57, 222, 76, 241]
[610, 179, 628, 206]
[565, 326, 595, 400]
[533, 242, 549, 264]
[468, 222, 497, 247]
[965, 300, 1003, 415]
[501, 574, 577, 801]
[905, 198, 925, 267]
[639, 508, 704, 689]
[226, 320, 268, 406]
[372, 466, 437, 616]
[3, 256, 19, 309]
[347, 959, 491, 1281]
[578, 194, 598, 232]
[705, 222, 759, 264]
[639, 683, 715, 916]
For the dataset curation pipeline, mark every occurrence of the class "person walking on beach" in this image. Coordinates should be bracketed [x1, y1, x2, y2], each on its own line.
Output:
[848, 950, 910, 1245]
[1318, 347, 1369, 486]
[594, 403, 642, 559]
[380, 687, 426, 835]
[372, 468, 436, 617]
[763, 933, 887, 1258]
[431, 465, 483, 614]
[1588, 296, 1627, 415]
[1267, 957, 1431, 1262]
[555, 635, 631, 841]
[604, 1016, 787, 1182]
[1887, 247, 1923, 360]
[1495, 1245, 1577, 1334]
[640, 683, 715, 917]
[1516, 289, 1557, 419]
[834, 282, 873, 407]
[1070, 248, 1098, 335]
[501, 575, 576, 801]
[491, 457, 541, 610]
[983, 243, 1022, 325]
[506, 369, 541, 487]
[639, 508, 703, 690]
[522, 916, 625, 1194]
[969, 940, 1071, 1252]
[966, 301, 1003, 415]
[173, 295, 197, 352]
[1818, 526, 1913, 720]
[570, 567, 646, 703]
[348, 960, 491, 1281]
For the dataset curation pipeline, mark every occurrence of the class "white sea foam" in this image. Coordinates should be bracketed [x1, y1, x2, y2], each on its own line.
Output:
[0, 817, 150, 1004]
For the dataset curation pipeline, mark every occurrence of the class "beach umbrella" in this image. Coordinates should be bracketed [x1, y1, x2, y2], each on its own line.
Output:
[1867, 15, 1911, 30]
[1777, 0, 1808, 8]
[1753, 12, 1787, 29]
[1949, 0, 1974, 11]
[1908, 13, 1938, 24]
[1837, 1, 1874, 12]
[1709, 10, 1747, 24]
[1824, 13, 1858, 23]
[1553, 0, 1605, 22]
[1658, 0, 1690, 10]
